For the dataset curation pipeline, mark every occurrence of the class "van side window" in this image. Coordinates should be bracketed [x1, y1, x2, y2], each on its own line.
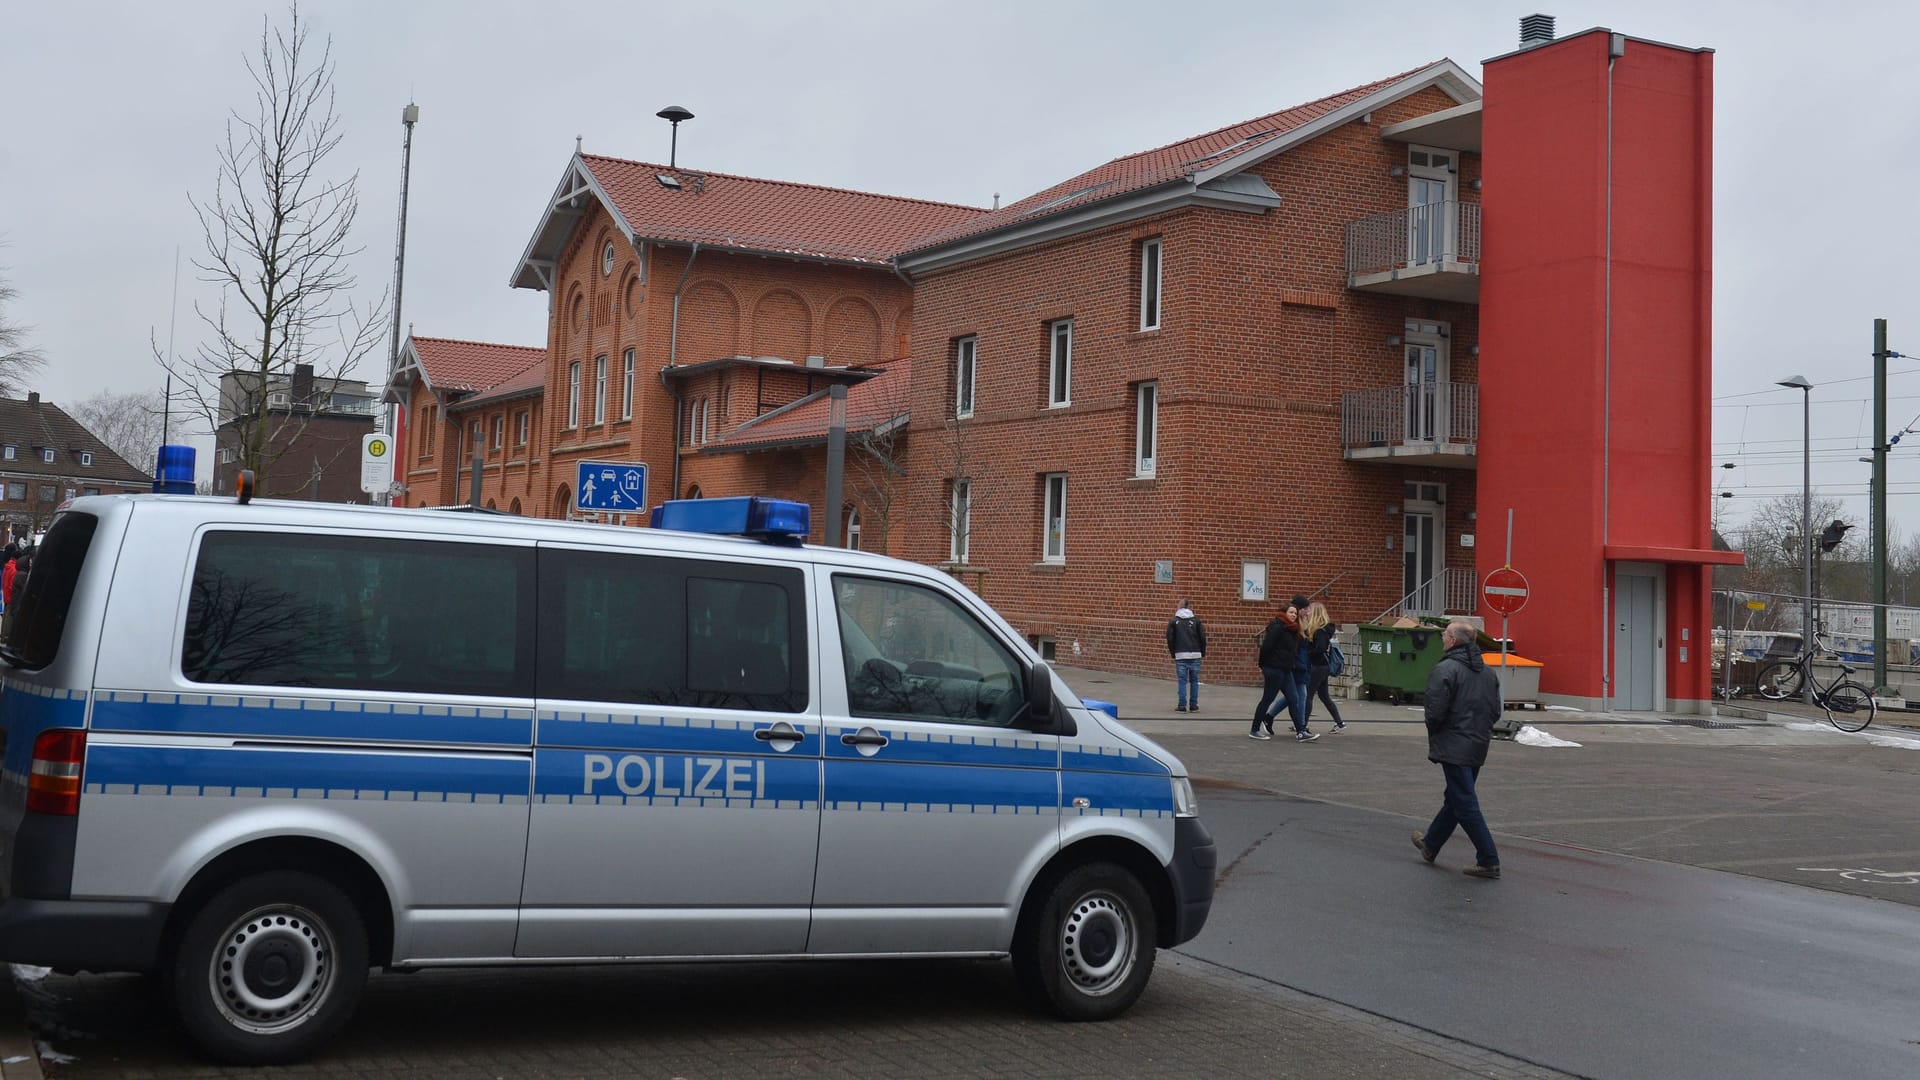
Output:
[833, 575, 1025, 727]
[182, 531, 533, 696]
[2, 511, 99, 670]
[538, 550, 807, 712]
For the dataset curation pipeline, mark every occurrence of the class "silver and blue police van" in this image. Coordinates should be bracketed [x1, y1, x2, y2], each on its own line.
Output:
[0, 491, 1214, 1063]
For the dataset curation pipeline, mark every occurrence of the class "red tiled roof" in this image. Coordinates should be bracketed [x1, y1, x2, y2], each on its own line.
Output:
[708, 364, 910, 453]
[903, 64, 1438, 255]
[582, 155, 988, 266]
[410, 337, 547, 395]
[446, 359, 546, 411]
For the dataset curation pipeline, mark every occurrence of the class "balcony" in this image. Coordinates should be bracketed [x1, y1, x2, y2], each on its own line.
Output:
[1345, 201, 1480, 303]
[1340, 382, 1477, 468]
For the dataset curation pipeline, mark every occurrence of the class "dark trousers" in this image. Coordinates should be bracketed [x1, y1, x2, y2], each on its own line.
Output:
[1423, 762, 1499, 868]
[1303, 665, 1343, 725]
[1252, 666, 1292, 733]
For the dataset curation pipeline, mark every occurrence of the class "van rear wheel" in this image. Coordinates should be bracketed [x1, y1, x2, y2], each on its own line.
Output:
[1016, 862, 1155, 1021]
[170, 871, 368, 1065]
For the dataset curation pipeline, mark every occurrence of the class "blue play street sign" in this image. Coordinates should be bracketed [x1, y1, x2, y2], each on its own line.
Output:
[574, 459, 648, 514]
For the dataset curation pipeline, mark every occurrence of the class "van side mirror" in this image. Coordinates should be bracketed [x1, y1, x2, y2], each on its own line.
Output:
[1023, 660, 1072, 735]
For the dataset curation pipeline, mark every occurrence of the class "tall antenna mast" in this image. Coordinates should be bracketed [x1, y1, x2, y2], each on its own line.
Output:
[382, 102, 420, 502]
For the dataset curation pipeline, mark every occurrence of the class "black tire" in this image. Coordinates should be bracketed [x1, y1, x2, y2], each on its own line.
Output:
[1753, 660, 1802, 701]
[1824, 681, 1876, 733]
[170, 871, 369, 1065]
[1014, 862, 1156, 1022]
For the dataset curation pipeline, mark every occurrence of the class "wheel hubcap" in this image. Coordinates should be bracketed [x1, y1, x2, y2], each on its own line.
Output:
[209, 904, 333, 1034]
[1059, 892, 1136, 996]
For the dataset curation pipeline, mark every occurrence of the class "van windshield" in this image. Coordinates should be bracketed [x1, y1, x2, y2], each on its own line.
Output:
[0, 511, 99, 671]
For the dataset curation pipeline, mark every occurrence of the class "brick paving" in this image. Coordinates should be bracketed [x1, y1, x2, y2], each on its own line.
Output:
[11, 954, 1570, 1080]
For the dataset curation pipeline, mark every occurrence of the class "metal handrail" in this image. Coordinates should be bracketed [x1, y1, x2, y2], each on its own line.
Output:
[1372, 567, 1477, 623]
[1340, 382, 1478, 448]
[1345, 201, 1482, 277]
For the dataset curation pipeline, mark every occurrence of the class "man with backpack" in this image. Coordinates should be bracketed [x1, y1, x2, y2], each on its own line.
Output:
[1165, 601, 1208, 712]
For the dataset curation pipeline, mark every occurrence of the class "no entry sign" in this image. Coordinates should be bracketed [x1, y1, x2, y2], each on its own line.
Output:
[1483, 566, 1530, 616]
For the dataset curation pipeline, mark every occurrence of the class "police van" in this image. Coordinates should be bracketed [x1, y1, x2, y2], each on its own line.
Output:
[0, 491, 1214, 1063]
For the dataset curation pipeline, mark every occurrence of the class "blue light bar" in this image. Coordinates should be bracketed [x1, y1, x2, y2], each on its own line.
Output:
[152, 445, 196, 495]
[649, 496, 812, 544]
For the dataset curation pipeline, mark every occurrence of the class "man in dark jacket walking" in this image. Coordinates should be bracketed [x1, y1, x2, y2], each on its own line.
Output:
[1165, 602, 1208, 712]
[1411, 621, 1502, 877]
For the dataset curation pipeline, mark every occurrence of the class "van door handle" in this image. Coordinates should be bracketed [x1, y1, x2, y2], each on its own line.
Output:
[754, 723, 805, 748]
[840, 731, 890, 748]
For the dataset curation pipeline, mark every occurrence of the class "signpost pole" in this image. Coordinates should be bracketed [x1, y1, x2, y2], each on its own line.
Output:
[1501, 509, 1513, 704]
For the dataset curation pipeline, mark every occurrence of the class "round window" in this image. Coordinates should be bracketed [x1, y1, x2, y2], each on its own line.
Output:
[602, 241, 616, 276]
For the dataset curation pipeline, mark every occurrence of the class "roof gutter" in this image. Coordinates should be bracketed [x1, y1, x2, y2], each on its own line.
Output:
[663, 241, 701, 500]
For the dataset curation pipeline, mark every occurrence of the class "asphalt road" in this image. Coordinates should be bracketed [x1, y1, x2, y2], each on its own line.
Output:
[1181, 786, 1920, 1080]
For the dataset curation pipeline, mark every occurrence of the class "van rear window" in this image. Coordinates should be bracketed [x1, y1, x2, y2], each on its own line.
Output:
[2, 511, 99, 670]
[182, 531, 534, 697]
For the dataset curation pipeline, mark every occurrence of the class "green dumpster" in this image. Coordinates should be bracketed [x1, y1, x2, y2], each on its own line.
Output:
[1358, 622, 1450, 703]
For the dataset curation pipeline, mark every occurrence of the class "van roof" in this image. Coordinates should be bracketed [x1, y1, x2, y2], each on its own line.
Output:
[71, 492, 908, 573]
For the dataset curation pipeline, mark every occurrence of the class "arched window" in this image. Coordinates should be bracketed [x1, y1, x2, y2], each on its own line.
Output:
[508, 497, 522, 516]
[685, 484, 703, 500]
[844, 506, 861, 550]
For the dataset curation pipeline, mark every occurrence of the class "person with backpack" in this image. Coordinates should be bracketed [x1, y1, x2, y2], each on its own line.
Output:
[1301, 601, 1347, 733]
[1165, 601, 1208, 712]
[1251, 603, 1317, 742]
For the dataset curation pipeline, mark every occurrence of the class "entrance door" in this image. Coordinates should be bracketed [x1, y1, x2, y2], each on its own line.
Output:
[1407, 147, 1455, 266]
[1405, 340, 1439, 441]
[1615, 573, 1658, 710]
[1404, 512, 1438, 615]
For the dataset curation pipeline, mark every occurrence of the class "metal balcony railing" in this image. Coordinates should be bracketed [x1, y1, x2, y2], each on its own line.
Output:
[1374, 567, 1481, 620]
[1345, 201, 1482, 278]
[1340, 382, 1478, 449]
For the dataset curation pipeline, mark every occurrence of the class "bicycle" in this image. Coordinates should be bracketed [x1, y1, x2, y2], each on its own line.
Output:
[1752, 630, 1878, 732]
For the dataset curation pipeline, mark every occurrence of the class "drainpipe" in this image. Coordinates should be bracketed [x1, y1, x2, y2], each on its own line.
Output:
[1600, 33, 1625, 710]
[662, 242, 701, 500]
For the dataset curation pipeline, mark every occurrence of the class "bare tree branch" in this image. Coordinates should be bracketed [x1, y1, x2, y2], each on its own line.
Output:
[69, 389, 169, 473]
[157, 2, 388, 497]
[0, 247, 49, 397]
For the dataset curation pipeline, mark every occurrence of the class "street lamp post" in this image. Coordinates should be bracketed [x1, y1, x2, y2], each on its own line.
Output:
[1777, 375, 1814, 704]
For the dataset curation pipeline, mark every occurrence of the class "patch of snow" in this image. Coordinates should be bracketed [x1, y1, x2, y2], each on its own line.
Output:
[1514, 726, 1582, 748]
[35, 1040, 76, 1065]
[1783, 721, 1920, 749]
[1544, 705, 1584, 712]
[9, 965, 49, 981]
[3, 1056, 26, 1065]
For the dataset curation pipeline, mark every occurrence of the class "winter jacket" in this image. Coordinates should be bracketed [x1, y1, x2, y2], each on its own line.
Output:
[1308, 625, 1337, 670]
[1424, 643, 1500, 767]
[1166, 609, 1207, 659]
[1257, 614, 1303, 670]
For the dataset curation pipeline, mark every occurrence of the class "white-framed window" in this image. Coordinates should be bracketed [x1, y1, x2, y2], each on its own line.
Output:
[79, 450, 95, 467]
[516, 410, 530, 446]
[622, 349, 635, 420]
[954, 336, 977, 419]
[949, 479, 971, 563]
[1048, 319, 1072, 407]
[701, 397, 711, 442]
[490, 415, 504, 450]
[1, 445, 13, 460]
[419, 406, 436, 457]
[268, 391, 289, 408]
[1134, 381, 1158, 477]
[1042, 473, 1067, 563]
[566, 362, 581, 428]
[593, 355, 608, 424]
[844, 506, 861, 550]
[688, 397, 712, 445]
[1140, 238, 1162, 330]
[602, 240, 616, 277]
[219, 447, 235, 465]
[40, 448, 55, 464]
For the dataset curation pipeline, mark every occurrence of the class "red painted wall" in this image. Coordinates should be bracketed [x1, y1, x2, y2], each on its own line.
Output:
[1480, 30, 1715, 704]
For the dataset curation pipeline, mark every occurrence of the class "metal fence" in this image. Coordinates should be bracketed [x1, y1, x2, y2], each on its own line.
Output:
[1345, 200, 1482, 277]
[1339, 382, 1479, 448]
[1376, 567, 1479, 620]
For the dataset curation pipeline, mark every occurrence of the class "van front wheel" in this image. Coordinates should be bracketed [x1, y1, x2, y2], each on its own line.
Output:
[1016, 862, 1155, 1021]
[170, 871, 369, 1065]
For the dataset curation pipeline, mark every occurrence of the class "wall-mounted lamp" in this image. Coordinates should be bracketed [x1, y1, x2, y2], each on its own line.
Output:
[1389, 165, 1406, 178]
[1471, 178, 1483, 191]
[1466, 511, 1477, 521]
[1385, 506, 1400, 516]
[1386, 335, 1403, 347]
[1469, 345, 1480, 357]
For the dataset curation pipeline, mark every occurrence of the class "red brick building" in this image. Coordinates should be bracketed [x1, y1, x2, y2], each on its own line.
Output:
[396, 24, 1724, 710]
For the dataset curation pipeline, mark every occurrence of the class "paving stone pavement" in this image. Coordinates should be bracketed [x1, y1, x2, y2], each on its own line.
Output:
[10, 953, 1572, 1079]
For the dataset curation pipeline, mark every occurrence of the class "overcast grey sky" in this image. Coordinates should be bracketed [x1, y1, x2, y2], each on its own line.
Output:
[2, 0, 1915, 538]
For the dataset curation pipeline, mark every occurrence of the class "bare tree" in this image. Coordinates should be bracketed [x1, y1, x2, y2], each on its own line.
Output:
[70, 389, 168, 474]
[159, 3, 387, 496]
[0, 256, 48, 397]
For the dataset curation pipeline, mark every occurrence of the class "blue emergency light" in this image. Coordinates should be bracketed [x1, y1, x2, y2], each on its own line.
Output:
[649, 496, 811, 544]
[152, 445, 197, 495]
